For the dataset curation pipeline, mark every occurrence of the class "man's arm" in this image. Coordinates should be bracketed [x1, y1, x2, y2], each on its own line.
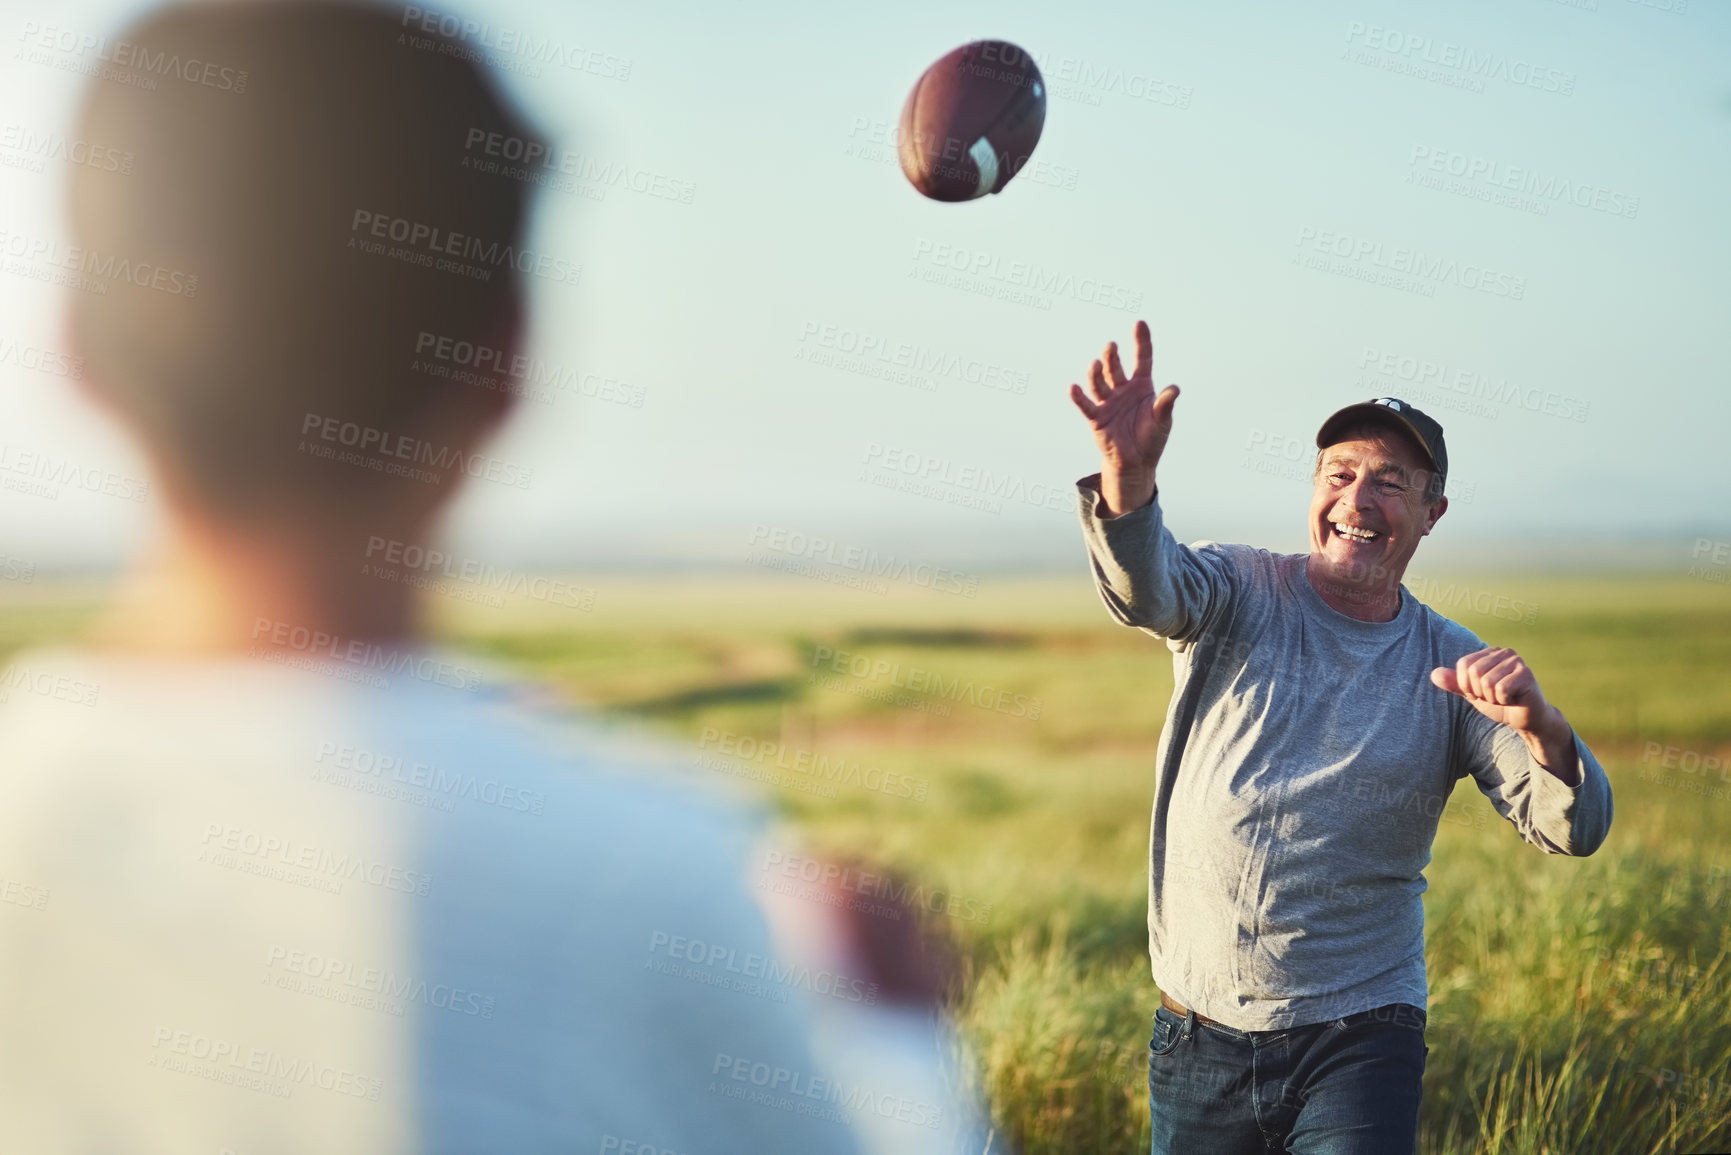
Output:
[1517, 704, 1582, 787]
[1077, 476, 1237, 641]
[1435, 647, 1614, 855]
[1070, 321, 1236, 641]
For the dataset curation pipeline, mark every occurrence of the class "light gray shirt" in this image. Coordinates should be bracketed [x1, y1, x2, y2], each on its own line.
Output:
[0, 646, 984, 1154]
[1076, 478, 1612, 1031]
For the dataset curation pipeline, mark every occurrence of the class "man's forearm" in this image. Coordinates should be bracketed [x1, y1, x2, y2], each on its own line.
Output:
[1521, 704, 1581, 787]
[1100, 463, 1158, 519]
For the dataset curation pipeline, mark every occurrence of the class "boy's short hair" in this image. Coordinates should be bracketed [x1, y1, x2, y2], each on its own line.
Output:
[68, 0, 547, 519]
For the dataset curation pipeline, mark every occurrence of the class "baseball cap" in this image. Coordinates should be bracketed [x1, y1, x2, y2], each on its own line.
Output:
[1315, 397, 1448, 496]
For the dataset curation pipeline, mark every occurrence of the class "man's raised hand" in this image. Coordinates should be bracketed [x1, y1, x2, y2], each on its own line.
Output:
[1068, 319, 1178, 517]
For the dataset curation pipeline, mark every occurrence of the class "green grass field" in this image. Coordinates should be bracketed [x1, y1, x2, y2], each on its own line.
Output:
[4, 571, 1728, 1154]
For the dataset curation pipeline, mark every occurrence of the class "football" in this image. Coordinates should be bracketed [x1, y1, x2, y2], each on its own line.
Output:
[897, 40, 1047, 202]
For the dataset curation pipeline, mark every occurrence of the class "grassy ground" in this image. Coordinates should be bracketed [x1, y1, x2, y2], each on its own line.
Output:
[4, 571, 1728, 1154]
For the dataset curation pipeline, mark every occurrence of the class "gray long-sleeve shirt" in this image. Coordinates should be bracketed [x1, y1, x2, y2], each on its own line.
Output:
[1076, 477, 1612, 1031]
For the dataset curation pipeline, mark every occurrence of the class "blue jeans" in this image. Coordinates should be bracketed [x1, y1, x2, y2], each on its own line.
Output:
[1147, 1002, 1427, 1154]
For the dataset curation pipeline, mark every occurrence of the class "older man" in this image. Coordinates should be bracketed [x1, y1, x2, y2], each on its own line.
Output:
[1067, 320, 1611, 1155]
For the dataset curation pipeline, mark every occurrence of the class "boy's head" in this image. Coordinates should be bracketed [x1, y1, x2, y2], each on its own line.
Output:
[68, 0, 546, 526]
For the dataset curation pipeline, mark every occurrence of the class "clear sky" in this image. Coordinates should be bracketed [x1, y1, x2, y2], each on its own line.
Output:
[2, 0, 1727, 573]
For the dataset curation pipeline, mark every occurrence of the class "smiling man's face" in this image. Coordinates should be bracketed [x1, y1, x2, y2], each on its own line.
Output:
[1308, 427, 1447, 603]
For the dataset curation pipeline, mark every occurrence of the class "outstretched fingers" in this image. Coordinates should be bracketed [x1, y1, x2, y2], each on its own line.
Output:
[1105, 340, 1129, 389]
[1076, 322, 1164, 430]
[1069, 383, 1101, 421]
[1087, 359, 1111, 402]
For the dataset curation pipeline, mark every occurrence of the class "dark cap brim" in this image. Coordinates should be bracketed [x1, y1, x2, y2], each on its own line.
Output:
[1315, 403, 1442, 475]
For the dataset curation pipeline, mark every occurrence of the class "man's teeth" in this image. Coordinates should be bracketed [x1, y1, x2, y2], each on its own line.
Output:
[1333, 523, 1380, 541]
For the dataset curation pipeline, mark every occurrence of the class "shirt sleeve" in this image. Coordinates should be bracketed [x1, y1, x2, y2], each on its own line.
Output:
[1075, 474, 1238, 643]
[1454, 706, 1613, 856]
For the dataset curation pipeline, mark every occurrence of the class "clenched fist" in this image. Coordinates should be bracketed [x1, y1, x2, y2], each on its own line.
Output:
[1431, 646, 1580, 784]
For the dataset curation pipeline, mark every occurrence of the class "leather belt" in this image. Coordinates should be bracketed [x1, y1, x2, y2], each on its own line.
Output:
[1159, 993, 1427, 1033]
[1160, 991, 1221, 1028]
